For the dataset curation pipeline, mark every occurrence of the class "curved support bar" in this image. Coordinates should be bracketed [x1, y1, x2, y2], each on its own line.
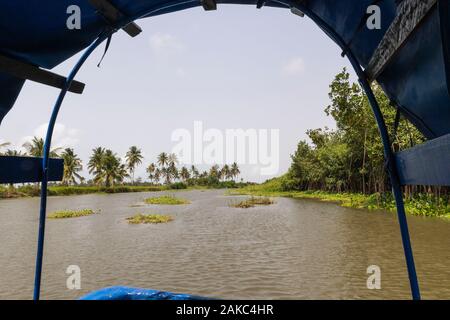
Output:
[32, 2, 421, 301]
[289, 0, 421, 300]
[33, 33, 112, 301]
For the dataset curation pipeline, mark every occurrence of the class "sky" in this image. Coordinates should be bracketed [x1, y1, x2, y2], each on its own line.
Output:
[0, 5, 355, 183]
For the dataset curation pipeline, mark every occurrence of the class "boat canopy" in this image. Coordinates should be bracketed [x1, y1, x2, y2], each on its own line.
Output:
[0, 0, 448, 301]
[0, 0, 448, 139]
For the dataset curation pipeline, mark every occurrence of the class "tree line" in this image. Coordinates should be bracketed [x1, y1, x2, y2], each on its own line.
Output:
[282, 68, 447, 201]
[0, 140, 240, 188]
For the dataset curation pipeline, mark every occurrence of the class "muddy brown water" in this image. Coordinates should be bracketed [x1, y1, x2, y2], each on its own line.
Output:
[0, 189, 449, 299]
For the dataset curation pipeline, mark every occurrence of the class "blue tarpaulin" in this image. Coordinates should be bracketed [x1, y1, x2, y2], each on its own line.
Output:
[1, 0, 448, 138]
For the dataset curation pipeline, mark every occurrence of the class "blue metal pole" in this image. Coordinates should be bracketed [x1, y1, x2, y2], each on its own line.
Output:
[289, 1, 421, 300]
[33, 34, 111, 300]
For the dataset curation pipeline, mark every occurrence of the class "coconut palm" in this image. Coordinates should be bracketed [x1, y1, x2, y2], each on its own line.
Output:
[221, 164, 231, 181]
[209, 165, 220, 179]
[88, 147, 105, 186]
[180, 166, 190, 182]
[100, 149, 129, 187]
[190, 165, 199, 179]
[3, 149, 23, 156]
[168, 153, 178, 166]
[154, 168, 161, 184]
[23, 136, 61, 157]
[231, 162, 240, 181]
[161, 167, 171, 184]
[61, 148, 83, 185]
[146, 163, 156, 183]
[168, 162, 179, 182]
[157, 152, 169, 168]
[0, 142, 10, 155]
[125, 146, 143, 184]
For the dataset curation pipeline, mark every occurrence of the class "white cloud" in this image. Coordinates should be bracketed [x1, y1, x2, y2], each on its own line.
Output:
[283, 57, 306, 76]
[149, 33, 185, 54]
[19, 123, 80, 151]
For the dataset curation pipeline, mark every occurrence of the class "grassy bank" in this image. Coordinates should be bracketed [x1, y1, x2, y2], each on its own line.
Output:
[229, 178, 450, 218]
[0, 182, 245, 199]
[0, 185, 165, 198]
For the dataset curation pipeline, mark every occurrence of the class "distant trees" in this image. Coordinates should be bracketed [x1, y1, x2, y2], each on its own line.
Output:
[2, 140, 241, 188]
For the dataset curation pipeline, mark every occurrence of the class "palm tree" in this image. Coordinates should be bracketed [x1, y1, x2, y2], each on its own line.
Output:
[3, 149, 23, 156]
[101, 149, 129, 187]
[209, 165, 220, 179]
[23, 136, 61, 157]
[161, 167, 171, 185]
[180, 166, 190, 182]
[61, 148, 83, 185]
[221, 164, 231, 181]
[168, 162, 179, 182]
[0, 142, 10, 155]
[88, 147, 105, 186]
[190, 165, 199, 179]
[230, 162, 240, 181]
[157, 152, 169, 168]
[125, 146, 143, 184]
[154, 168, 161, 184]
[231, 162, 240, 181]
[146, 163, 156, 183]
[168, 153, 178, 166]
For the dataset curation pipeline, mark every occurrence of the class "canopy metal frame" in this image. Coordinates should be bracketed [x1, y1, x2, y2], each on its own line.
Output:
[33, 0, 421, 300]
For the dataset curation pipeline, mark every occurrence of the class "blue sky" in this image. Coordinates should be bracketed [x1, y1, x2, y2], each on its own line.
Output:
[0, 5, 354, 182]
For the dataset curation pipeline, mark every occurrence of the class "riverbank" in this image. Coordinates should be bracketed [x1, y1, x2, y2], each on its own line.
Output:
[0, 185, 166, 199]
[0, 182, 244, 199]
[229, 179, 450, 218]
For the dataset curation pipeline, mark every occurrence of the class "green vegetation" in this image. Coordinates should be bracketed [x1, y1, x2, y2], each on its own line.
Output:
[145, 195, 190, 205]
[230, 196, 274, 208]
[231, 178, 450, 218]
[0, 185, 165, 198]
[1, 143, 242, 199]
[227, 68, 448, 218]
[48, 209, 96, 219]
[126, 214, 173, 224]
[147, 153, 241, 188]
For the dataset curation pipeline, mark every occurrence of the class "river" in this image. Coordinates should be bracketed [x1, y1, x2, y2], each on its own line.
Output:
[0, 189, 449, 299]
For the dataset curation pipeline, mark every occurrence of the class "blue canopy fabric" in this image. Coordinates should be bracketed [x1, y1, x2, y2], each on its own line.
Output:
[0, 0, 449, 139]
[79, 286, 209, 300]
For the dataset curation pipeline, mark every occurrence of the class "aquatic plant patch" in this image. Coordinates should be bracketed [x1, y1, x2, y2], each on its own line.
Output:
[144, 195, 190, 205]
[230, 197, 274, 208]
[126, 214, 173, 224]
[48, 209, 97, 219]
